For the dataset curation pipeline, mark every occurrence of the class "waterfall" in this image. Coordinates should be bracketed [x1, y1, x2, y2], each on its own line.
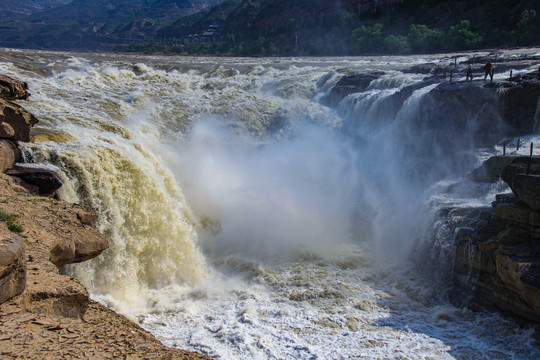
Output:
[3, 48, 539, 359]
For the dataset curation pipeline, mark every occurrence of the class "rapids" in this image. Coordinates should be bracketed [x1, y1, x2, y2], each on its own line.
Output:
[1, 47, 539, 359]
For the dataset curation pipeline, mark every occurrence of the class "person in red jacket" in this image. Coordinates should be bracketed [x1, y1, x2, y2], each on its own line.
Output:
[484, 60, 493, 81]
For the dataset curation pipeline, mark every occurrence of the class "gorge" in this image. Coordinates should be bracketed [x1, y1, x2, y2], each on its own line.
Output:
[1, 47, 540, 358]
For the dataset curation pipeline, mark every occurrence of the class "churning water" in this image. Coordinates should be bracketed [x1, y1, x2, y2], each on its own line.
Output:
[1, 47, 539, 359]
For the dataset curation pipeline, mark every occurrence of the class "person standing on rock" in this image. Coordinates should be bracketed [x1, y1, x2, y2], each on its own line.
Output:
[466, 62, 473, 81]
[484, 60, 493, 81]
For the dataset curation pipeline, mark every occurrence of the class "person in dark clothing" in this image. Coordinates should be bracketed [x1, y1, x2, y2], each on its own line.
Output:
[466, 63, 473, 81]
[484, 60, 493, 81]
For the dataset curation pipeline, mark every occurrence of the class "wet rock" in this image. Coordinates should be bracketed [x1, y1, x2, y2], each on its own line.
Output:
[511, 174, 540, 211]
[402, 63, 441, 74]
[5, 166, 63, 196]
[0, 234, 26, 304]
[390, 80, 509, 181]
[322, 72, 385, 106]
[466, 155, 519, 182]
[493, 202, 540, 227]
[496, 247, 540, 310]
[0, 140, 21, 173]
[0, 75, 30, 100]
[501, 157, 540, 193]
[0, 98, 38, 142]
[496, 79, 540, 132]
[425, 81, 507, 147]
[452, 157, 540, 323]
[452, 218, 540, 323]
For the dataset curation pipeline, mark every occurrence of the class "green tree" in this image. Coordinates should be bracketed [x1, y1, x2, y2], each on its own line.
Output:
[512, 10, 540, 45]
[448, 20, 483, 50]
[407, 24, 443, 53]
[352, 23, 385, 53]
[384, 35, 408, 54]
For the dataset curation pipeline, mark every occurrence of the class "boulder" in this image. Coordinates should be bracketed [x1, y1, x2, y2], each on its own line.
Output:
[5, 175, 39, 194]
[0, 234, 26, 304]
[5, 165, 63, 196]
[0, 139, 21, 172]
[501, 157, 540, 193]
[0, 75, 30, 100]
[511, 174, 540, 211]
[0, 98, 38, 142]
[50, 220, 109, 267]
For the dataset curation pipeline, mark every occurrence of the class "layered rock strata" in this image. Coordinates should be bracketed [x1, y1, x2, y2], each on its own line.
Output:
[451, 157, 540, 323]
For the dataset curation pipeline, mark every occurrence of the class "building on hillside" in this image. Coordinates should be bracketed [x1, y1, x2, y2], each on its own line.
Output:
[186, 21, 224, 44]
[202, 22, 223, 43]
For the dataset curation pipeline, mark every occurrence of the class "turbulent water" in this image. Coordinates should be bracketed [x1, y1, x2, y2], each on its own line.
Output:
[1, 47, 540, 359]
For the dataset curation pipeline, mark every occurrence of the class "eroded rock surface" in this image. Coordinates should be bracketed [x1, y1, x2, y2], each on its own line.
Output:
[0, 234, 26, 304]
[0, 74, 30, 100]
[0, 98, 38, 142]
[0, 139, 21, 174]
[0, 172, 108, 315]
[452, 156, 540, 323]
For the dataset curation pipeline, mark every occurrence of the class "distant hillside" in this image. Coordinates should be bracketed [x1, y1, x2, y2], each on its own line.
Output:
[0, 0, 223, 50]
[158, 0, 242, 38]
[0, 0, 72, 19]
[156, 0, 540, 56]
[1, 0, 539, 54]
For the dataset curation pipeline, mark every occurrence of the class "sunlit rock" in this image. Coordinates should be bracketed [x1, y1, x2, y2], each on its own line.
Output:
[0, 98, 38, 142]
[0, 75, 30, 100]
[0, 234, 26, 304]
[0, 139, 21, 173]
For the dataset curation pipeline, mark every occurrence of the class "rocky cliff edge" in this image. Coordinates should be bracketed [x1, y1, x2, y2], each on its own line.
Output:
[0, 75, 210, 359]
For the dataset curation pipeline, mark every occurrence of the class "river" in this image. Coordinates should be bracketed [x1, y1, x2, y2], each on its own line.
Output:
[1, 47, 539, 359]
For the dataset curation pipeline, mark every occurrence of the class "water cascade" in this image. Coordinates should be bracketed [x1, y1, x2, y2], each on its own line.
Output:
[1, 48, 539, 359]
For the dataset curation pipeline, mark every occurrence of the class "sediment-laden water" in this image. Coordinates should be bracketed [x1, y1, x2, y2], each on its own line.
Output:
[1, 47, 539, 359]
